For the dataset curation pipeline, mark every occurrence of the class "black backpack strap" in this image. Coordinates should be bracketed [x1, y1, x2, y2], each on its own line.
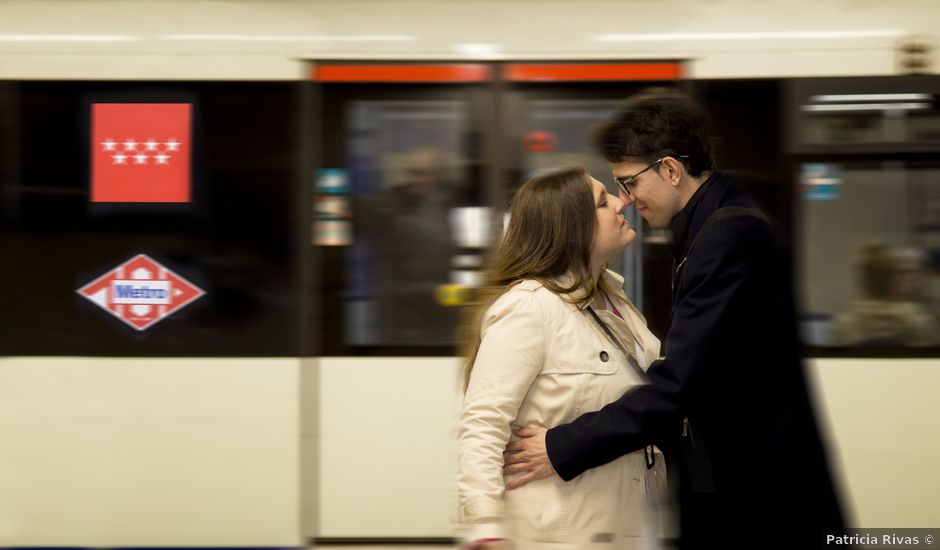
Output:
[686, 207, 774, 260]
[674, 206, 776, 287]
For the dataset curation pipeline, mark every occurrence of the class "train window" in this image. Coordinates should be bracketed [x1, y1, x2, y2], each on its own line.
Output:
[520, 98, 644, 308]
[315, 88, 649, 353]
[788, 78, 940, 353]
[799, 161, 940, 348]
[310, 77, 499, 356]
[344, 100, 483, 347]
[310, 66, 691, 354]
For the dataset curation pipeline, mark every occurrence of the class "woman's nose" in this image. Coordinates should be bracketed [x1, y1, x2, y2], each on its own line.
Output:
[614, 195, 627, 213]
[617, 188, 635, 206]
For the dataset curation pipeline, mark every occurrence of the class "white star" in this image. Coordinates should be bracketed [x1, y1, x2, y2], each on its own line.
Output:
[154, 154, 170, 165]
[144, 138, 159, 151]
[112, 154, 127, 164]
[101, 139, 117, 151]
[123, 139, 138, 151]
[164, 139, 180, 151]
[131, 268, 152, 279]
[133, 154, 149, 164]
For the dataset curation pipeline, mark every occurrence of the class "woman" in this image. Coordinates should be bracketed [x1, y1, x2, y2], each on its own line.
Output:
[457, 167, 665, 550]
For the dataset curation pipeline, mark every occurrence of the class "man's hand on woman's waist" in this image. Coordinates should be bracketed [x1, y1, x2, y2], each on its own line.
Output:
[503, 427, 557, 490]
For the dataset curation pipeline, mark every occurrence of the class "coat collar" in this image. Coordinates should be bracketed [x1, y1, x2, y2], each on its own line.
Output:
[526, 270, 661, 368]
[669, 170, 732, 259]
[550, 269, 629, 310]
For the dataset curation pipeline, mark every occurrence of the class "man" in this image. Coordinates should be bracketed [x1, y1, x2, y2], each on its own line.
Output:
[504, 89, 846, 549]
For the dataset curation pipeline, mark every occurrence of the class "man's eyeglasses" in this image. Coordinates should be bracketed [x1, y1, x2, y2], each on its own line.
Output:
[614, 155, 689, 198]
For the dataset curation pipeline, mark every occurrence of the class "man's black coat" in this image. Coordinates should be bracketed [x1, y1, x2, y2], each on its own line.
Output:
[546, 171, 846, 549]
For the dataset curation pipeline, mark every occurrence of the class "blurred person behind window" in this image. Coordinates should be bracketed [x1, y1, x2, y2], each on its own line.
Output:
[894, 246, 929, 303]
[833, 243, 938, 346]
[374, 145, 457, 343]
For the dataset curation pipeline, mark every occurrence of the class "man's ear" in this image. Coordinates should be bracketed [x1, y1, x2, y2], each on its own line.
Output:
[662, 156, 685, 187]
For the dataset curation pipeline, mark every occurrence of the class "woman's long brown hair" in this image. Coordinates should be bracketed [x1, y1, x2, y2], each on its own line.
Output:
[459, 166, 618, 390]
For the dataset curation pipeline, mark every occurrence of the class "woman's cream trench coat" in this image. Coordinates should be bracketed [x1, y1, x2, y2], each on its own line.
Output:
[458, 270, 665, 549]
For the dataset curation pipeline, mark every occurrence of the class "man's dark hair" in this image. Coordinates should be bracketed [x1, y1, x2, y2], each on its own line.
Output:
[593, 87, 715, 177]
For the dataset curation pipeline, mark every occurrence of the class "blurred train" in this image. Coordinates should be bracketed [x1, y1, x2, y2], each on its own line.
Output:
[2, 0, 940, 547]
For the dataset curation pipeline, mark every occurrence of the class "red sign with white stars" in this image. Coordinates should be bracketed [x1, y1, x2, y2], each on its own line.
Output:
[91, 103, 192, 203]
[76, 254, 205, 331]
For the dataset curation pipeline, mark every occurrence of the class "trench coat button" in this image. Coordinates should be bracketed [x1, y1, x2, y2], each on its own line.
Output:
[599, 351, 609, 362]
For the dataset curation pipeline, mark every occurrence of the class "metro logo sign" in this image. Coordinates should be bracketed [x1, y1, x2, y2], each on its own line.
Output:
[91, 103, 192, 202]
[76, 254, 205, 331]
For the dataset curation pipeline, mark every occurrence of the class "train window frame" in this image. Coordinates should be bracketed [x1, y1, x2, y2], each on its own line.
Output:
[787, 77, 940, 359]
[307, 79, 496, 357]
